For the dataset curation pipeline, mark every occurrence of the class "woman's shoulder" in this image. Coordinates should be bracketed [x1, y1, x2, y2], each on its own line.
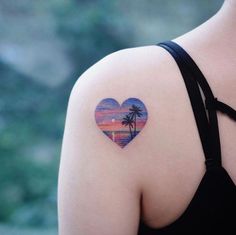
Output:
[60, 41, 207, 231]
[66, 41, 189, 179]
[72, 43, 181, 104]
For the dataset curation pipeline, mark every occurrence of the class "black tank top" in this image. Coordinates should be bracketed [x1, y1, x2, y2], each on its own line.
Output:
[138, 41, 236, 235]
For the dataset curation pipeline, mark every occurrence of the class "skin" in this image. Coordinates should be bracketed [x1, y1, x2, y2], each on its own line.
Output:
[58, 0, 236, 234]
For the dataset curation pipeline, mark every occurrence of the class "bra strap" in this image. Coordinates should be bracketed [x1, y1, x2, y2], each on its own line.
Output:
[205, 97, 236, 121]
[157, 41, 222, 169]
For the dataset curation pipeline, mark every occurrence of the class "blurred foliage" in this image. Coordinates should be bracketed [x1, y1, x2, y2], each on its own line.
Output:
[0, 62, 59, 227]
[0, 0, 222, 231]
[0, 223, 57, 235]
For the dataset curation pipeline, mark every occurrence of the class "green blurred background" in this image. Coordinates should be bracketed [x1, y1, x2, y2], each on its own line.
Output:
[0, 0, 222, 234]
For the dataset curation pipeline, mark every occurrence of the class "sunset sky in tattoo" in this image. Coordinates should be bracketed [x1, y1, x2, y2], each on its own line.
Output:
[95, 98, 148, 148]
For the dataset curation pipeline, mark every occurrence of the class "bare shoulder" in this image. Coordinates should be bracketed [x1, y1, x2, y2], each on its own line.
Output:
[58, 44, 201, 234]
[65, 43, 191, 164]
[66, 44, 184, 159]
[70, 43, 184, 121]
[61, 43, 190, 185]
[74, 44, 178, 89]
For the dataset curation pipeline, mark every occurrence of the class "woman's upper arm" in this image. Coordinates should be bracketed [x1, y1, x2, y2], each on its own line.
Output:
[58, 51, 144, 235]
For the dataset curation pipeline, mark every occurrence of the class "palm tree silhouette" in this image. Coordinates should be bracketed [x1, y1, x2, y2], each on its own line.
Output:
[129, 105, 143, 137]
[122, 114, 135, 139]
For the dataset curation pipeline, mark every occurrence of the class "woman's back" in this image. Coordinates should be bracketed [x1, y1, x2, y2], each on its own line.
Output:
[138, 2, 236, 227]
[58, 1, 236, 234]
[137, 40, 236, 233]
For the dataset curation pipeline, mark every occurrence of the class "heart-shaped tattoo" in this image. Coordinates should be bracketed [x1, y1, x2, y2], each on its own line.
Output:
[95, 98, 148, 148]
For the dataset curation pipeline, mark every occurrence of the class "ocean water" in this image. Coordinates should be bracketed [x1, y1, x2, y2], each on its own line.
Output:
[103, 131, 140, 148]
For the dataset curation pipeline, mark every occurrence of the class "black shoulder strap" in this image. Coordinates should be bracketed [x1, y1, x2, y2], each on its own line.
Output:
[157, 40, 225, 169]
[205, 97, 236, 121]
[159, 41, 236, 121]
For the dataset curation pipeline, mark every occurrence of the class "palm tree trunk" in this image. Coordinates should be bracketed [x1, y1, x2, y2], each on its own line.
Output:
[129, 125, 133, 139]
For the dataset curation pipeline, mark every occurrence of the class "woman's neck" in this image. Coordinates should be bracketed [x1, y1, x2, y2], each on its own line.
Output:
[216, 0, 236, 30]
[173, 0, 236, 90]
[175, 0, 236, 49]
